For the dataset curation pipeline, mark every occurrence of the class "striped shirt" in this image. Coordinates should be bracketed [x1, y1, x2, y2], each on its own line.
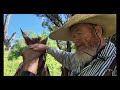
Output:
[47, 41, 116, 76]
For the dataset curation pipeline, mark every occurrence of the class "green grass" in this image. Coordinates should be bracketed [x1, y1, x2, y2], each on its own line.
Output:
[4, 49, 23, 76]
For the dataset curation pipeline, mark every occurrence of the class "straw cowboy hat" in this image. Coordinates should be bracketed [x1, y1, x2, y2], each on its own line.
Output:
[49, 14, 116, 41]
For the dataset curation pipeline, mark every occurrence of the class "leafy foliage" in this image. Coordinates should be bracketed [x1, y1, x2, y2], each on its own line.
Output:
[8, 39, 27, 60]
[46, 54, 62, 76]
[4, 45, 23, 76]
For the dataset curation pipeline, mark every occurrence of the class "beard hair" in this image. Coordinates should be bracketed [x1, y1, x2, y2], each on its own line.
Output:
[74, 46, 97, 66]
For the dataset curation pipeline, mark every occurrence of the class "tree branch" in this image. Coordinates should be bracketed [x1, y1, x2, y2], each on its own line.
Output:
[4, 14, 12, 43]
[45, 14, 60, 27]
[8, 32, 16, 44]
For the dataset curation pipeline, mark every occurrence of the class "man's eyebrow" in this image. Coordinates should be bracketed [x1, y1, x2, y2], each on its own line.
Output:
[70, 29, 78, 33]
[74, 29, 79, 32]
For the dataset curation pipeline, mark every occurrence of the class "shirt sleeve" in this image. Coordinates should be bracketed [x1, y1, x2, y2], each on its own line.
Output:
[47, 46, 73, 70]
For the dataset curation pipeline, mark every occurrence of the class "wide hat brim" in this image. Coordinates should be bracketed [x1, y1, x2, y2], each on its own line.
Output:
[49, 14, 116, 41]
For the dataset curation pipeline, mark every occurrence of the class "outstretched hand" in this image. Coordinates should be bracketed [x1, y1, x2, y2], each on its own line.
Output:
[29, 43, 48, 52]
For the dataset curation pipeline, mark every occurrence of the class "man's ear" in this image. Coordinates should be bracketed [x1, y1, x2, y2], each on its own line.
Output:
[94, 25, 103, 37]
[21, 28, 32, 45]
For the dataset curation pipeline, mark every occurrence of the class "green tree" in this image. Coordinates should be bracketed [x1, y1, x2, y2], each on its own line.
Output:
[8, 38, 27, 60]
[40, 30, 48, 39]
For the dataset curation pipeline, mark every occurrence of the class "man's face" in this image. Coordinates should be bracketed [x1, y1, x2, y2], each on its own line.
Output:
[70, 23, 99, 54]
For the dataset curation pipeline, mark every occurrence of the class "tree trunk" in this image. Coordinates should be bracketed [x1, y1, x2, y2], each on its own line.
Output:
[4, 14, 16, 50]
[66, 41, 71, 52]
[56, 40, 62, 49]
[4, 14, 12, 44]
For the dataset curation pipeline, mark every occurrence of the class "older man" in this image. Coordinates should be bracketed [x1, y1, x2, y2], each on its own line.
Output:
[29, 14, 116, 76]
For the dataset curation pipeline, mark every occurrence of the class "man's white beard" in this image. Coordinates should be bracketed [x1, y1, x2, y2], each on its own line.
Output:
[74, 47, 97, 65]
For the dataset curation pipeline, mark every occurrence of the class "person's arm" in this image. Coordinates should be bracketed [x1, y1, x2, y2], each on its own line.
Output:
[47, 46, 73, 70]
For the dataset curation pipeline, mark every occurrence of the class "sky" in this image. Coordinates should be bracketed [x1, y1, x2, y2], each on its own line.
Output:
[4, 14, 49, 45]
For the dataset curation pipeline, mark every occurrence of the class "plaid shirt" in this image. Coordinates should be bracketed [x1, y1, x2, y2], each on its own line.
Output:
[47, 41, 116, 76]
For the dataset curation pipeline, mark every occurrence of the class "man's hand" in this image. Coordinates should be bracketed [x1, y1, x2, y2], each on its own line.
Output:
[29, 43, 48, 52]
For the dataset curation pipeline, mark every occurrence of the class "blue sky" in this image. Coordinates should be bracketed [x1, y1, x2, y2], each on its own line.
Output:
[4, 14, 49, 45]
